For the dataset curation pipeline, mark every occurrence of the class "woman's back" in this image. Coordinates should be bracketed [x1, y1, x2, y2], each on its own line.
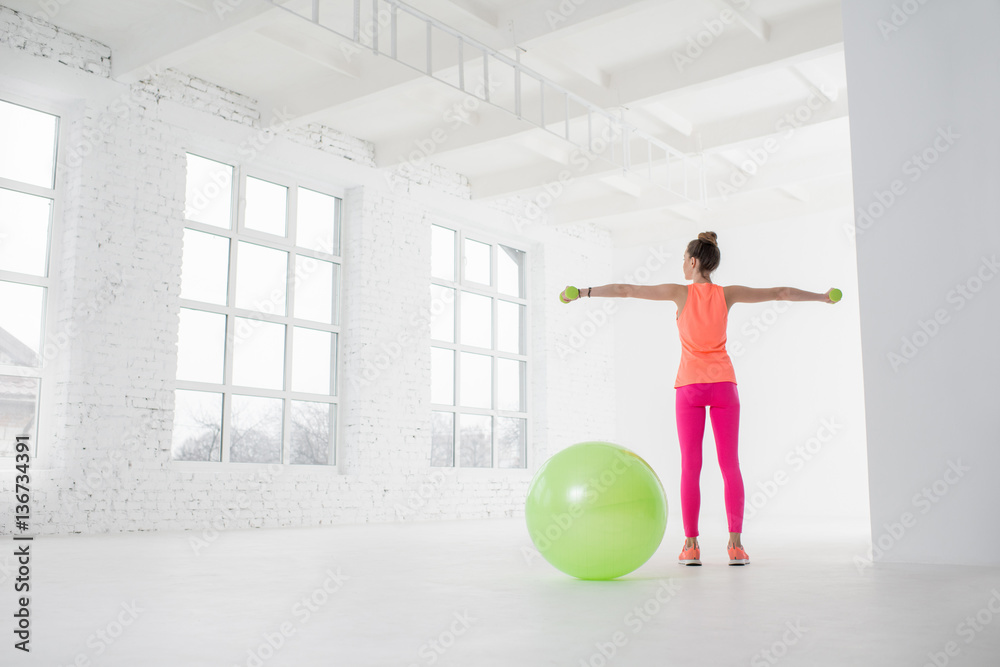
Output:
[675, 282, 737, 388]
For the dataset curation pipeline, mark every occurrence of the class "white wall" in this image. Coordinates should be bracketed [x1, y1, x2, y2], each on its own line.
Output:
[613, 209, 869, 545]
[0, 5, 619, 534]
[842, 0, 1000, 566]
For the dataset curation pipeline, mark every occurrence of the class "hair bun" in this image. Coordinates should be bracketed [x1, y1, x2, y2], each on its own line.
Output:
[698, 231, 718, 247]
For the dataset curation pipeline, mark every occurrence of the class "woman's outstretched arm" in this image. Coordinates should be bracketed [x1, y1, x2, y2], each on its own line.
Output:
[725, 285, 837, 304]
[781, 287, 836, 302]
[573, 283, 684, 300]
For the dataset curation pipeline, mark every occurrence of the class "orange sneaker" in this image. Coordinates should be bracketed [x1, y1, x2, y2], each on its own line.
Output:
[728, 544, 750, 566]
[678, 542, 701, 566]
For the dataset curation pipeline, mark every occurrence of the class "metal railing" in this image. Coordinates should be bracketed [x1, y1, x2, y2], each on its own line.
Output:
[270, 0, 705, 203]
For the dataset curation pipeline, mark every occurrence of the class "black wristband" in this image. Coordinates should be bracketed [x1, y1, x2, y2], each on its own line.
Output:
[588, 287, 592, 298]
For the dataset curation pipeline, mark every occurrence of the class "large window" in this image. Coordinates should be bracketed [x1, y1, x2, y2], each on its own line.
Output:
[172, 153, 342, 465]
[0, 98, 60, 458]
[430, 224, 527, 468]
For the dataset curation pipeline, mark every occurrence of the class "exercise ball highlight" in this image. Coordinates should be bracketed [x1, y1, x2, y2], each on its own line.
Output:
[525, 441, 668, 580]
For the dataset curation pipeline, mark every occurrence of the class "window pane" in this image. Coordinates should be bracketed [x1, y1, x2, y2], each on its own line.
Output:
[185, 154, 233, 229]
[464, 238, 491, 285]
[459, 351, 491, 409]
[245, 176, 287, 237]
[0, 99, 57, 189]
[298, 188, 340, 255]
[431, 347, 454, 405]
[429, 284, 454, 342]
[0, 188, 51, 277]
[497, 358, 524, 412]
[292, 327, 332, 394]
[0, 281, 43, 367]
[291, 400, 334, 465]
[180, 228, 230, 305]
[460, 414, 492, 468]
[176, 309, 226, 383]
[294, 256, 334, 324]
[232, 318, 285, 390]
[460, 291, 491, 349]
[230, 395, 283, 463]
[0, 375, 38, 457]
[497, 417, 526, 468]
[171, 389, 222, 461]
[431, 225, 455, 281]
[497, 300, 523, 354]
[498, 245, 524, 297]
[236, 242, 287, 315]
[431, 411, 454, 467]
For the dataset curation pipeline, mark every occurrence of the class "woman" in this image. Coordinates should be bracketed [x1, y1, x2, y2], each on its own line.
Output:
[561, 231, 838, 566]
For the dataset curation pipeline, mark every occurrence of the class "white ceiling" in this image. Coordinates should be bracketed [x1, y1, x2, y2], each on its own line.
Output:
[9, 0, 854, 244]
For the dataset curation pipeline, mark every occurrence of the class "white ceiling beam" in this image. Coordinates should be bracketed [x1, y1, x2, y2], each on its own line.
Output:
[500, 0, 664, 46]
[612, 3, 843, 107]
[788, 64, 839, 102]
[546, 152, 850, 225]
[645, 102, 694, 136]
[469, 92, 849, 199]
[374, 107, 528, 168]
[111, 2, 282, 83]
[669, 204, 707, 223]
[702, 151, 854, 201]
[516, 133, 572, 166]
[470, 141, 701, 200]
[698, 91, 849, 153]
[432, 0, 499, 28]
[545, 183, 697, 226]
[601, 174, 642, 198]
[258, 54, 431, 131]
[398, 5, 843, 163]
[522, 41, 611, 89]
[609, 177, 853, 246]
[717, 151, 752, 174]
[717, 0, 771, 42]
[626, 108, 695, 152]
[471, 153, 628, 199]
[254, 22, 361, 79]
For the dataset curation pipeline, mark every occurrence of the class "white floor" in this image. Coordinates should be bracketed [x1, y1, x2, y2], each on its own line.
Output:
[9, 518, 1000, 666]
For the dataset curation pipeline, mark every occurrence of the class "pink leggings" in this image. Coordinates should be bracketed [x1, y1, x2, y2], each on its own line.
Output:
[675, 382, 744, 537]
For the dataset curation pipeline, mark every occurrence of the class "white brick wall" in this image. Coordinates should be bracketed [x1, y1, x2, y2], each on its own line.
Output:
[0, 8, 618, 535]
[135, 69, 260, 127]
[0, 4, 110, 76]
[284, 122, 376, 167]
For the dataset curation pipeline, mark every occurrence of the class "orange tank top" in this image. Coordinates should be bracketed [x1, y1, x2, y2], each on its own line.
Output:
[674, 282, 738, 388]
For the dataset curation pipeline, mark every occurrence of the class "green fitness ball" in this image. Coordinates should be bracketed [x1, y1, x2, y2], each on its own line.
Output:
[830, 288, 842, 303]
[525, 441, 668, 580]
[565, 285, 579, 302]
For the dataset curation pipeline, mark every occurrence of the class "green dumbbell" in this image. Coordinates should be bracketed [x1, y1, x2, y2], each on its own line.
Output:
[561, 286, 579, 303]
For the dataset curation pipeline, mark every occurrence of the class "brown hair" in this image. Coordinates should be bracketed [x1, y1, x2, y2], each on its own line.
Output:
[685, 231, 720, 277]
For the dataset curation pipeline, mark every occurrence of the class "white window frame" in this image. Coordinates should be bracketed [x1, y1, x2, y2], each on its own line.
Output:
[173, 148, 344, 468]
[430, 223, 530, 469]
[0, 90, 68, 469]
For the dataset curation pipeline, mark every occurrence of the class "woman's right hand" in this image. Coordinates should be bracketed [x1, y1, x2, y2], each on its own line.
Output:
[560, 286, 580, 303]
[822, 288, 842, 304]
